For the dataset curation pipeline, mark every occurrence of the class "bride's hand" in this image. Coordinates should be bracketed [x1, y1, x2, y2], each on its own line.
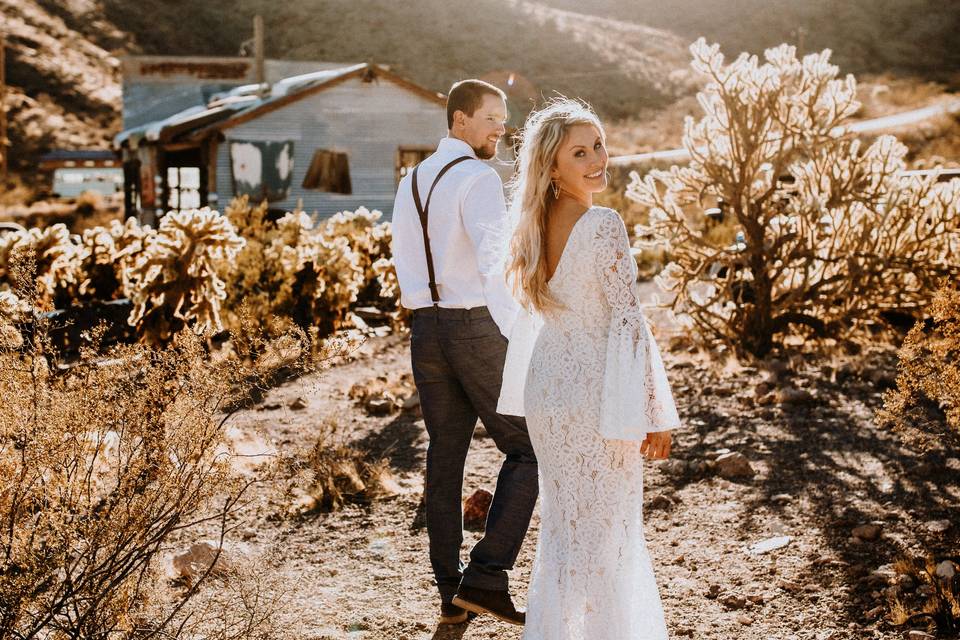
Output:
[640, 431, 672, 460]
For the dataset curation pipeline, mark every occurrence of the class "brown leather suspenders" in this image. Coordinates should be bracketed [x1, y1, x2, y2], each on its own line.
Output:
[411, 155, 473, 306]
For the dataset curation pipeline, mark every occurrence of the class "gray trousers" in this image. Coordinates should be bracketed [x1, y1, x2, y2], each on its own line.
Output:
[410, 305, 538, 602]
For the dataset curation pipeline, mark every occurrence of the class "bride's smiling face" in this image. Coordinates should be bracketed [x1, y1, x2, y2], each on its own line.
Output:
[551, 123, 608, 199]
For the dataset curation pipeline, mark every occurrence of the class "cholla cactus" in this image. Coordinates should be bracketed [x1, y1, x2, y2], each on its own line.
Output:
[264, 210, 364, 334]
[219, 197, 275, 330]
[308, 234, 365, 333]
[0, 232, 18, 283]
[321, 207, 393, 305]
[372, 257, 398, 299]
[110, 218, 150, 270]
[0, 290, 28, 349]
[127, 208, 245, 344]
[75, 226, 120, 301]
[0, 225, 83, 308]
[220, 198, 385, 339]
[0, 290, 24, 319]
[268, 210, 325, 279]
[628, 40, 960, 357]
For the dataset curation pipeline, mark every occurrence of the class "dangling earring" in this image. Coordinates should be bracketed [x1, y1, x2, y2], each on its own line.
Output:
[551, 180, 560, 199]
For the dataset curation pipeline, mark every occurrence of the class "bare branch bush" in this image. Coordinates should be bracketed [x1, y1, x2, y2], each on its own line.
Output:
[145, 551, 302, 640]
[627, 40, 960, 358]
[288, 419, 399, 513]
[0, 254, 318, 639]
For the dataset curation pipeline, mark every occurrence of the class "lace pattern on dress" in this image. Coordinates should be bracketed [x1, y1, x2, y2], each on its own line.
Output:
[517, 207, 675, 639]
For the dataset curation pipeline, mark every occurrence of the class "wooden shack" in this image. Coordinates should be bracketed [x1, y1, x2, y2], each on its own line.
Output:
[115, 63, 454, 221]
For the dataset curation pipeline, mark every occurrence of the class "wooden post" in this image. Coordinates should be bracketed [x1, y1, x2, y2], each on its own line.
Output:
[254, 15, 265, 96]
[0, 34, 8, 180]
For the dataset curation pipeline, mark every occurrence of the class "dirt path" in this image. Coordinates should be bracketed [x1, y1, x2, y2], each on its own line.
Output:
[214, 319, 959, 640]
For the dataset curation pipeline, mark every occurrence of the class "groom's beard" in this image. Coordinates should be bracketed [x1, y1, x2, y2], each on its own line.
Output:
[474, 141, 498, 160]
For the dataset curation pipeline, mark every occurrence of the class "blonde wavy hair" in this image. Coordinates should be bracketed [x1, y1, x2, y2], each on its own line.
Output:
[505, 98, 605, 313]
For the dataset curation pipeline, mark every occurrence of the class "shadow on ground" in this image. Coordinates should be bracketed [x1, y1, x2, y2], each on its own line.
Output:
[355, 410, 427, 474]
[661, 349, 959, 630]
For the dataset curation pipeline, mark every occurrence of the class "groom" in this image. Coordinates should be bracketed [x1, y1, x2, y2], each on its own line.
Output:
[391, 79, 538, 626]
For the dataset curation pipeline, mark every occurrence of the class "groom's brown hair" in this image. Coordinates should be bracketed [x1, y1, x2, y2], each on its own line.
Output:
[446, 79, 506, 129]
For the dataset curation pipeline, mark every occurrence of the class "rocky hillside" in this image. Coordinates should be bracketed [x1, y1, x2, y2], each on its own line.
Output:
[2, 0, 126, 174]
[2, 0, 699, 180]
[3, 0, 958, 183]
[97, 0, 700, 115]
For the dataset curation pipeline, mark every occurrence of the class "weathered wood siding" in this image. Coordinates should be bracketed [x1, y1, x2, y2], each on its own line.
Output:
[214, 75, 447, 220]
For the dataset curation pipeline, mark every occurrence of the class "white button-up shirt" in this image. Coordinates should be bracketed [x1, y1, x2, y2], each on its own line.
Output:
[391, 137, 519, 337]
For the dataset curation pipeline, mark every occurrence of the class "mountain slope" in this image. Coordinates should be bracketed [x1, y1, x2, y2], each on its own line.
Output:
[2, 0, 125, 173]
[114, 0, 698, 116]
[541, 0, 960, 80]
[4, 0, 958, 182]
[3, 0, 699, 178]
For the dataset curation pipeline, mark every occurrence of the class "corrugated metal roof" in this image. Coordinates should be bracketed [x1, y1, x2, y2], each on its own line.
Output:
[115, 63, 435, 150]
[120, 57, 357, 129]
[115, 103, 247, 148]
[270, 63, 368, 98]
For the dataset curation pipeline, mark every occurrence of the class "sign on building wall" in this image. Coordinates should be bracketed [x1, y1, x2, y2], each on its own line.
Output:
[230, 140, 295, 202]
[122, 56, 256, 84]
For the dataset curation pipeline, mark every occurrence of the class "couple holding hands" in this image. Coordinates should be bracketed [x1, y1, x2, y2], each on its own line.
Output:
[391, 78, 680, 639]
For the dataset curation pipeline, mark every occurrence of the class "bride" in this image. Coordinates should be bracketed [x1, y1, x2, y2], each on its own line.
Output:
[497, 99, 681, 639]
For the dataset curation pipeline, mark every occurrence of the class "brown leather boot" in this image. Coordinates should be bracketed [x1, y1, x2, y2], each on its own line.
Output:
[452, 585, 525, 625]
[439, 601, 469, 625]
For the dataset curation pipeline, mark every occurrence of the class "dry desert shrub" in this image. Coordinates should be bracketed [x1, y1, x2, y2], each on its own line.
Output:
[888, 555, 960, 636]
[628, 40, 960, 358]
[0, 261, 317, 638]
[145, 554, 301, 640]
[878, 283, 960, 446]
[283, 419, 400, 514]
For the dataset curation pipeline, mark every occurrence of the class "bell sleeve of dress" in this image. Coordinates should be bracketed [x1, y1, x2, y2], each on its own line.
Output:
[496, 302, 544, 417]
[593, 208, 681, 440]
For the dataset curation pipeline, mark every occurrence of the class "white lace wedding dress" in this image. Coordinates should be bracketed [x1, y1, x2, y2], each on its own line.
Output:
[498, 207, 681, 640]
